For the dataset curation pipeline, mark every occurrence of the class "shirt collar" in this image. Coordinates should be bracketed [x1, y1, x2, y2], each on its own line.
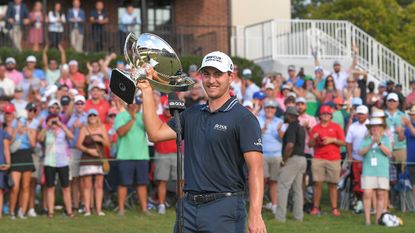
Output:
[201, 96, 239, 113]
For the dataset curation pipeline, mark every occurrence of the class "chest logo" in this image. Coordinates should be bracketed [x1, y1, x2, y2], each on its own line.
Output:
[254, 138, 262, 146]
[214, 124, 228, 132]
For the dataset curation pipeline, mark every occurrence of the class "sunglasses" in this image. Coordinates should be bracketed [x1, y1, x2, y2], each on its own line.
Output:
[75, 102, 84, 106]
[327, 79, 334, 82]
[387, 99, 397, 102]
[88, 114, 97, 118]
[28, 109, 37, 113]
[108, 114, 116, 118]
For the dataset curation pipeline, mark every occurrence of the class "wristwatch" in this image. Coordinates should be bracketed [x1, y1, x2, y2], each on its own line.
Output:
[378, 142, 382, 146]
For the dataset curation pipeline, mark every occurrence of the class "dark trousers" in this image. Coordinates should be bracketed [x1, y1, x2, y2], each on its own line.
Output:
[92, 26, 104, 52]
[119, 31, 128, 54]
[175, 195, 246, 233]
[49, 32, 62, 48]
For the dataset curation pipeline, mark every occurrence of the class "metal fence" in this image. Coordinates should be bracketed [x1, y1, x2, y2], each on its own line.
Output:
[238, 19, 415, 90]
[0, 22, 232, 56]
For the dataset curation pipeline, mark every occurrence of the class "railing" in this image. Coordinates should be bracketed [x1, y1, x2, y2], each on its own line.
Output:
[238, 19, 415, 91]
[0, 22, 232, 56]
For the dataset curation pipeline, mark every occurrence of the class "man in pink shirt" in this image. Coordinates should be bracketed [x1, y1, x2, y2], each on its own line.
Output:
[4, 57, 23, 86]
[406, 80, 415, 108]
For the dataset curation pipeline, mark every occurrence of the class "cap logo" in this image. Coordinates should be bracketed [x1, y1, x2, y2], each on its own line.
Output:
[205, 55, 223, 63]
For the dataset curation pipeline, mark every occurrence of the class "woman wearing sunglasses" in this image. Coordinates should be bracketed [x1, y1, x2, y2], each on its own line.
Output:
[76, 108, 110, 216]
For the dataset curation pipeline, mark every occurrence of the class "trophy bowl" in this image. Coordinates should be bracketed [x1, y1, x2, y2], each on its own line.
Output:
[110, 32, 195, 104]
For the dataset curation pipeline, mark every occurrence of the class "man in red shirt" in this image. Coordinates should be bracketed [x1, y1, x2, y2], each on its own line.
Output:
[153, 96, 178, 215]
[308, 105, 345, 216]
[84, 82, 109, 123]
[69, 60, 86, 96]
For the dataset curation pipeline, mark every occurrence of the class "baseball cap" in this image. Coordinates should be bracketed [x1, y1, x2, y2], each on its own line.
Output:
[296, 97, 306, 104]
[386, 93, 399, 101]
[287, 65, 296, 71]
[333, 60, 341, 66]
[252, 91, 266, 100]
[351, 97, 363, 106]
[68, 60, 78, 66]
[242, 68, 252, 79]
[287, 92, 297, 98]
[25, 102, 37, 111]
[26, 55, 37, 63]
[285, 106, 299, 116]
[199, 51, 233, 73]
[356, 105, 369, 114]
[74, 95, 86, 103]
[378, 81, 386, 88]
[333, 97, 344, 105]
[15, 85, 23, 92]
[3, 103, 15, 113]
[242, 100, 253, 109]
[108, 107, 118, 116]
[88, 82, 106, 91]
[188, 64, 198, 73]
[407, 105, 415, 115]
[60, 96, 71, 106]
[282, 84, 292, 91]
[319, 105, 332, 115]
[386, 80, 395, 85]
[264, 99, 278, 108]
[314, 66, 323, 73]
[5, 57, 16, 64]
[48, 99, 61, 108]
[265, 83, 274, 90]
[87, 109, 98, 116]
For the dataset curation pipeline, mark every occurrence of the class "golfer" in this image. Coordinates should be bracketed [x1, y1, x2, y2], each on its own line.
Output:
[137, 51, 266, 233]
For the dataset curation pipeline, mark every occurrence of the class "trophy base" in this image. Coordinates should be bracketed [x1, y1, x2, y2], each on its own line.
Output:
[110, 69, 137, 104]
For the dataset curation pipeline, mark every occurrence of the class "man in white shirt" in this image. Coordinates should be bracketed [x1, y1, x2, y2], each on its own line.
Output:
[345, 105, 369, 213]
[118, 4, 139, 53]
[242, 68, 260, 101]
[0, 63, 15, 97]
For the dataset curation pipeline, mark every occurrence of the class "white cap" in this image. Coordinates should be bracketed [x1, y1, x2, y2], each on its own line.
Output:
[61, 64, 69, 72]
[356, 105, 369, 114]
[89, 82, 106, 91]
[5, 57, 16, 64]
[264, 99, 278, 108]
[242, 68, 252, 79]
[199, 51, 233, 73]
[371, 110, 385, 118]
[48, 99, 61, 108]
[265, 83, 274, 90]
[288, 93, 297, 98]
[242, 100, 253, 109]
[368, 118, 384, 126]
[296, 97, 306, 103]
[68, 60, 78, 66]
[26, 55, 37, 63]
[282, 84, 292, 90]
[69, 88, 78, 96]
[74, 95, 86, 103]
[41, 96, 48, 102]
[44, 84, 58, 97]
[386, 93, 399, 101]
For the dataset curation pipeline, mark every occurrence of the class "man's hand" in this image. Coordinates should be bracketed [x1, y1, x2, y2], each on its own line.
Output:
[322, 137, 336, 145]
[248, 214, 267, 233]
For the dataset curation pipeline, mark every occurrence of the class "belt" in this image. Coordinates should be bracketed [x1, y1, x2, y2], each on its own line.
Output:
[185, 191, 244, 205]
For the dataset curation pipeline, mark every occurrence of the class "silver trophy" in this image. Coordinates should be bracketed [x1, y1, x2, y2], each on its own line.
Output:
[110, 32, 195, 104]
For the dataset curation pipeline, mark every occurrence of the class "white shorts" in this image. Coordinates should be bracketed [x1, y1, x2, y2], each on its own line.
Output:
[361, 176, 390, 190]
[79, 165, 104, 177]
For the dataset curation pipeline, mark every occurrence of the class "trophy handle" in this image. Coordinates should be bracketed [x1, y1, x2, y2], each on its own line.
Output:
[124, 32, 138, 68]
[147, 76, 195, 94]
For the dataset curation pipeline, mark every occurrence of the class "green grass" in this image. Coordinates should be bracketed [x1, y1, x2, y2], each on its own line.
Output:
[0, 207, 414, 233]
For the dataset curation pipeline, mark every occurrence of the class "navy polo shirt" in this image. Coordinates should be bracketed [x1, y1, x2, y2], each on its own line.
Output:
[168, 97, 263, 193]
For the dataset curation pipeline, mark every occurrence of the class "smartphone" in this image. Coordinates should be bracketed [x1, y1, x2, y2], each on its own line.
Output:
[110, 68, 137, 104]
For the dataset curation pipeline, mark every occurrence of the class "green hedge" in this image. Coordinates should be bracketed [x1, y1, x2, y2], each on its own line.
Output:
[0, 47, 264, 85]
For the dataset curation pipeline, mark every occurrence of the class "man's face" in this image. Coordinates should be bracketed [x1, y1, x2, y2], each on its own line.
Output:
[75, 100, 85, 112]
[320, 113, 332, 123]
[27, 62, 36, 69]
[288, 70, 296, 78]
[201, 67, 232, 100]
[315, 71, 322, 79]
[73, 0, 80, 8]
[127, 6, 134, 14]
[386, 99, 398, 111]
[49, 60, 58, 70]
[92, 62, 100, 73]
[296, 102, 306, 114]
[90, 88, 102, 100]
[48, 104, 60, 115]
[69, 64, 78, 73]
[333, 64, 341, 72]
[357, 113, 367, 123]
[264, 106, 276, 119]
[265, 88, 274, 97]
[96, 1, 104, 10]
[6, 63, 15, 71]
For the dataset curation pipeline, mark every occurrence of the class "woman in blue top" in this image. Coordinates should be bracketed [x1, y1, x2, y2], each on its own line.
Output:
[403, 106, 415, 202]
[359, 118, 392, 225]
[5, 103, 37, 219]
[0, 121, 11, 219]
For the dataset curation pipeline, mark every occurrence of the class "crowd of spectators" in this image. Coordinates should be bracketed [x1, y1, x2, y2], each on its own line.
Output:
[0, 4, 415, 226]
[0, 0, 139, 53]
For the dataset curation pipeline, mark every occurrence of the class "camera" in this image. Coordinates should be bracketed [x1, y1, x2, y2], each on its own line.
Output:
[110, 69, 137, 104]
[51, 120, 58, 125]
